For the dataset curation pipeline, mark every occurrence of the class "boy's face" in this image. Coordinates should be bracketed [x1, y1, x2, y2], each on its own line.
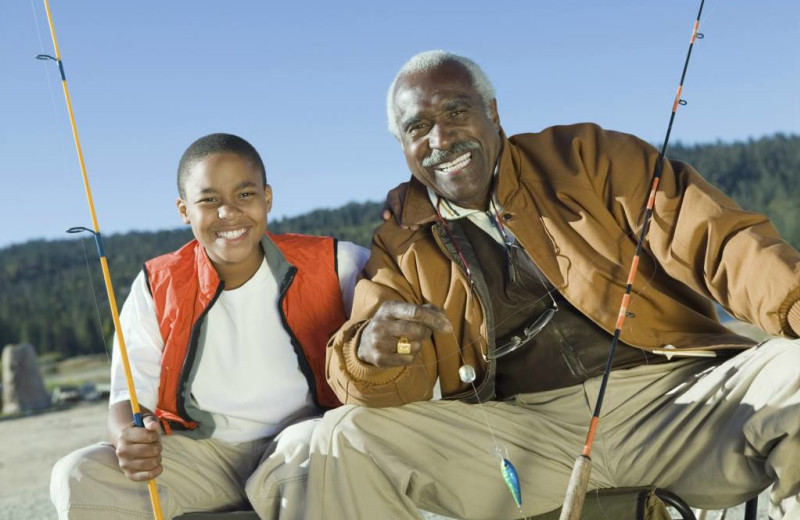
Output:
[177, 152, 272, 281]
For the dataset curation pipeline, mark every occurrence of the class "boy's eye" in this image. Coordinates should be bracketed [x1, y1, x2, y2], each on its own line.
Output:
[197, 197, 217, 204]
[239, 191, 256, 199]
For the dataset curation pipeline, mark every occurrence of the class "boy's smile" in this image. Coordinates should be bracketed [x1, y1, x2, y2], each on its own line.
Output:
[177, 152, 272, 289]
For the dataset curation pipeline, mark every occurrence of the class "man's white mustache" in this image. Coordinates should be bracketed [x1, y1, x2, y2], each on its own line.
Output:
[422, 141, 480, 168]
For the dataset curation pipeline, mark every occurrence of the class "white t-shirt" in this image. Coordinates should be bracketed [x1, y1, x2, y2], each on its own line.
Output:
[110, 240, 369, 443]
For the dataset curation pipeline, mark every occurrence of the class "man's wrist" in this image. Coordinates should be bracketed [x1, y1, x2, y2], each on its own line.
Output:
[787, 299, 800, 337]
[342, 321, 404, 383]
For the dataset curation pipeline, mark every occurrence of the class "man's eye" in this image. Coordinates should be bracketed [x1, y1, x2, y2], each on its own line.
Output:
[451, 109, 466, 117]
[407, 123, 428, 135]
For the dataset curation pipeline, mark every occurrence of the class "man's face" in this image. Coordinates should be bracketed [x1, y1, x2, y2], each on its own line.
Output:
[393, 61, 501, 210]
[177, 152, 272, 279]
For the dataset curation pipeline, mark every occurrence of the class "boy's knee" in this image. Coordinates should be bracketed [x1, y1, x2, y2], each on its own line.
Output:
[50, 444, 120, 514]
[309, 405, 367, 454]
[246, 421, 319, 520]
[272, 417, 319, 462]
[247, 419, 318, 496]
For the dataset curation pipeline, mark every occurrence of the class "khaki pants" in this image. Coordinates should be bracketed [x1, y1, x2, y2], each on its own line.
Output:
[50, 417, 317, 520]
[305, 338, 800, 520]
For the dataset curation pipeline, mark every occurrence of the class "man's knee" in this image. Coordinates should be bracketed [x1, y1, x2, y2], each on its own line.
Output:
[753, 338, 800, 394]
[741, 339, 800, 487]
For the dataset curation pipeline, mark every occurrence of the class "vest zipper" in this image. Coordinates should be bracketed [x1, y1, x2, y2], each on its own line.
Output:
[176, 281, 225, 424]
[276, 266, 321, 408]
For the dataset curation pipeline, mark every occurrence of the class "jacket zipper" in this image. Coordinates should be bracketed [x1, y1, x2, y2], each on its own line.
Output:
[431, 222, 496, 402]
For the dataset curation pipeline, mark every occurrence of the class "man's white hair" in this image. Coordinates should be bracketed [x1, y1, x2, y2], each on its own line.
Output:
[386, 50, 496, 140]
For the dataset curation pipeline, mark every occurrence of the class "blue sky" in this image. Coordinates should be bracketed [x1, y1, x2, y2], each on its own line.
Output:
[1, 1, 798, 248]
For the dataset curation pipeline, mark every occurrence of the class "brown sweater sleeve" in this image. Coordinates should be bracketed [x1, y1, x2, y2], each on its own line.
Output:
[785, 298, 800, 337]
[325, 227, 439, 407]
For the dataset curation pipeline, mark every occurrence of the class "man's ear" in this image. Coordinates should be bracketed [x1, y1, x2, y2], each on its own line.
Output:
[264, 184, 273, 214]
[489, 98, 500, 127]
[176, 198, 191, 224]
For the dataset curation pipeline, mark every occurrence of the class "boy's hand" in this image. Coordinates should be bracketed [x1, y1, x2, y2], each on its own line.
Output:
[114, 414, 163, 481]
[358, 301, 452, 368]
[381, 181, 420, 231]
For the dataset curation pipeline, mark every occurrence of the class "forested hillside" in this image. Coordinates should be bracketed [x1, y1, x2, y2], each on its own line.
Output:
[1, 133, 798, 358]
[670, 133, 799, 248]
[0, 201, 382, 358]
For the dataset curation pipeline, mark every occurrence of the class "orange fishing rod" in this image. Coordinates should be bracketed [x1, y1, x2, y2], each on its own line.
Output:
[37, 1, 164, 518]
[558, 2, 706, 518]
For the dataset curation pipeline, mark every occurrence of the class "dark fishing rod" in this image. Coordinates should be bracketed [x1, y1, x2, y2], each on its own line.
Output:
[559, 1, 706, 518]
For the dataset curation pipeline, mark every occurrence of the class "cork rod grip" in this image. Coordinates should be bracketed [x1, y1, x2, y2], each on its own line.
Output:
[559, 455, 592, 520]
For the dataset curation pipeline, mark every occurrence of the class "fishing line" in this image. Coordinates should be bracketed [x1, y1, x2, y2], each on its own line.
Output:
[30, 0, 65, 144]
[559, 2, 708, 518]
[76, 233, 111, 365]
[31, 0, 114, 375]
[400, 291, 552, 371]
[37, 1, 165, 517]
[447, 325, 529, 519]
[29, 0, 74, 187]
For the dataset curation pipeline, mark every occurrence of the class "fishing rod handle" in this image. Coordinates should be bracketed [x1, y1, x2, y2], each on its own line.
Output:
[559, 455, 592, 520]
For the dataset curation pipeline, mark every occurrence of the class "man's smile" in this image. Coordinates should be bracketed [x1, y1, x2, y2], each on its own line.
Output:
[434, 152, 472, 175]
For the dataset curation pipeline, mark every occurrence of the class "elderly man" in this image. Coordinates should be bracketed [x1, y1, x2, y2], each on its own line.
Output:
[310, 51, 800, 519]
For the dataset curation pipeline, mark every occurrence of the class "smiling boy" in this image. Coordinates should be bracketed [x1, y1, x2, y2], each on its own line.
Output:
[50, 133, 368, 519]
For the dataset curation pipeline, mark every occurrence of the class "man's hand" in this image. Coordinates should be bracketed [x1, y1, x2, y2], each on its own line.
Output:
[114, 414, 163, 481]
[358, 301, 453, 368]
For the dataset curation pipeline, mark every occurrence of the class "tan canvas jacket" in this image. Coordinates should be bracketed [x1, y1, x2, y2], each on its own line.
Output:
[326, 123, 800, 407]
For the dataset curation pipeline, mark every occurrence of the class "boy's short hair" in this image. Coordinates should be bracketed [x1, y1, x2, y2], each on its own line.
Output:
[177, 133, 267, 198]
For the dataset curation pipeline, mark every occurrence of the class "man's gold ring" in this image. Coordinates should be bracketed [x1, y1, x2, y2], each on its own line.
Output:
[396, 337, 412, 355]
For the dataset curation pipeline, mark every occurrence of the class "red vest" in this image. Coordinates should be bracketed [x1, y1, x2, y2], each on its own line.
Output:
[144, 233, 345, 431]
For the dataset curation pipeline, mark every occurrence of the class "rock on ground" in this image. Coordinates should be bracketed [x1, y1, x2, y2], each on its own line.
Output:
[2, 343, 51, 414]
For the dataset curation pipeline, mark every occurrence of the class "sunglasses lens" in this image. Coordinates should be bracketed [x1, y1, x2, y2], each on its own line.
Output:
[525, 307, 556, 337]
[488, 306, 557, 360]
[491, 337, 522, 359]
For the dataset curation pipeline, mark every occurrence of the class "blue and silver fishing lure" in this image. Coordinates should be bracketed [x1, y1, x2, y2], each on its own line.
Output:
[461, 365, 524, 511]
[500, 457, 522, 507]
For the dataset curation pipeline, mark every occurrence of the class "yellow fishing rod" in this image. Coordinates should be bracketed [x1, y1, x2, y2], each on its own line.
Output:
[37, 1, 164, 518]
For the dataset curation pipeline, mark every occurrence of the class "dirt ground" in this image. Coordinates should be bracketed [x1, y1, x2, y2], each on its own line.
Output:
[0, 402, 107, 520]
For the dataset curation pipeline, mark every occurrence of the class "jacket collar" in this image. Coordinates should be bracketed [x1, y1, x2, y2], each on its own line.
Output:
[398, 128, 519, 227]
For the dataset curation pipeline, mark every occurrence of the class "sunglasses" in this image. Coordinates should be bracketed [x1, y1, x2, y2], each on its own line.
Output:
[489, 302, 558, 359]
[433, 195, 559, 361]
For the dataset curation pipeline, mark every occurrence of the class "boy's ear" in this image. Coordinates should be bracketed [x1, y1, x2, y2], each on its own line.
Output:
[176, 198, 191, 224]
[264, 184, 273, 214]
